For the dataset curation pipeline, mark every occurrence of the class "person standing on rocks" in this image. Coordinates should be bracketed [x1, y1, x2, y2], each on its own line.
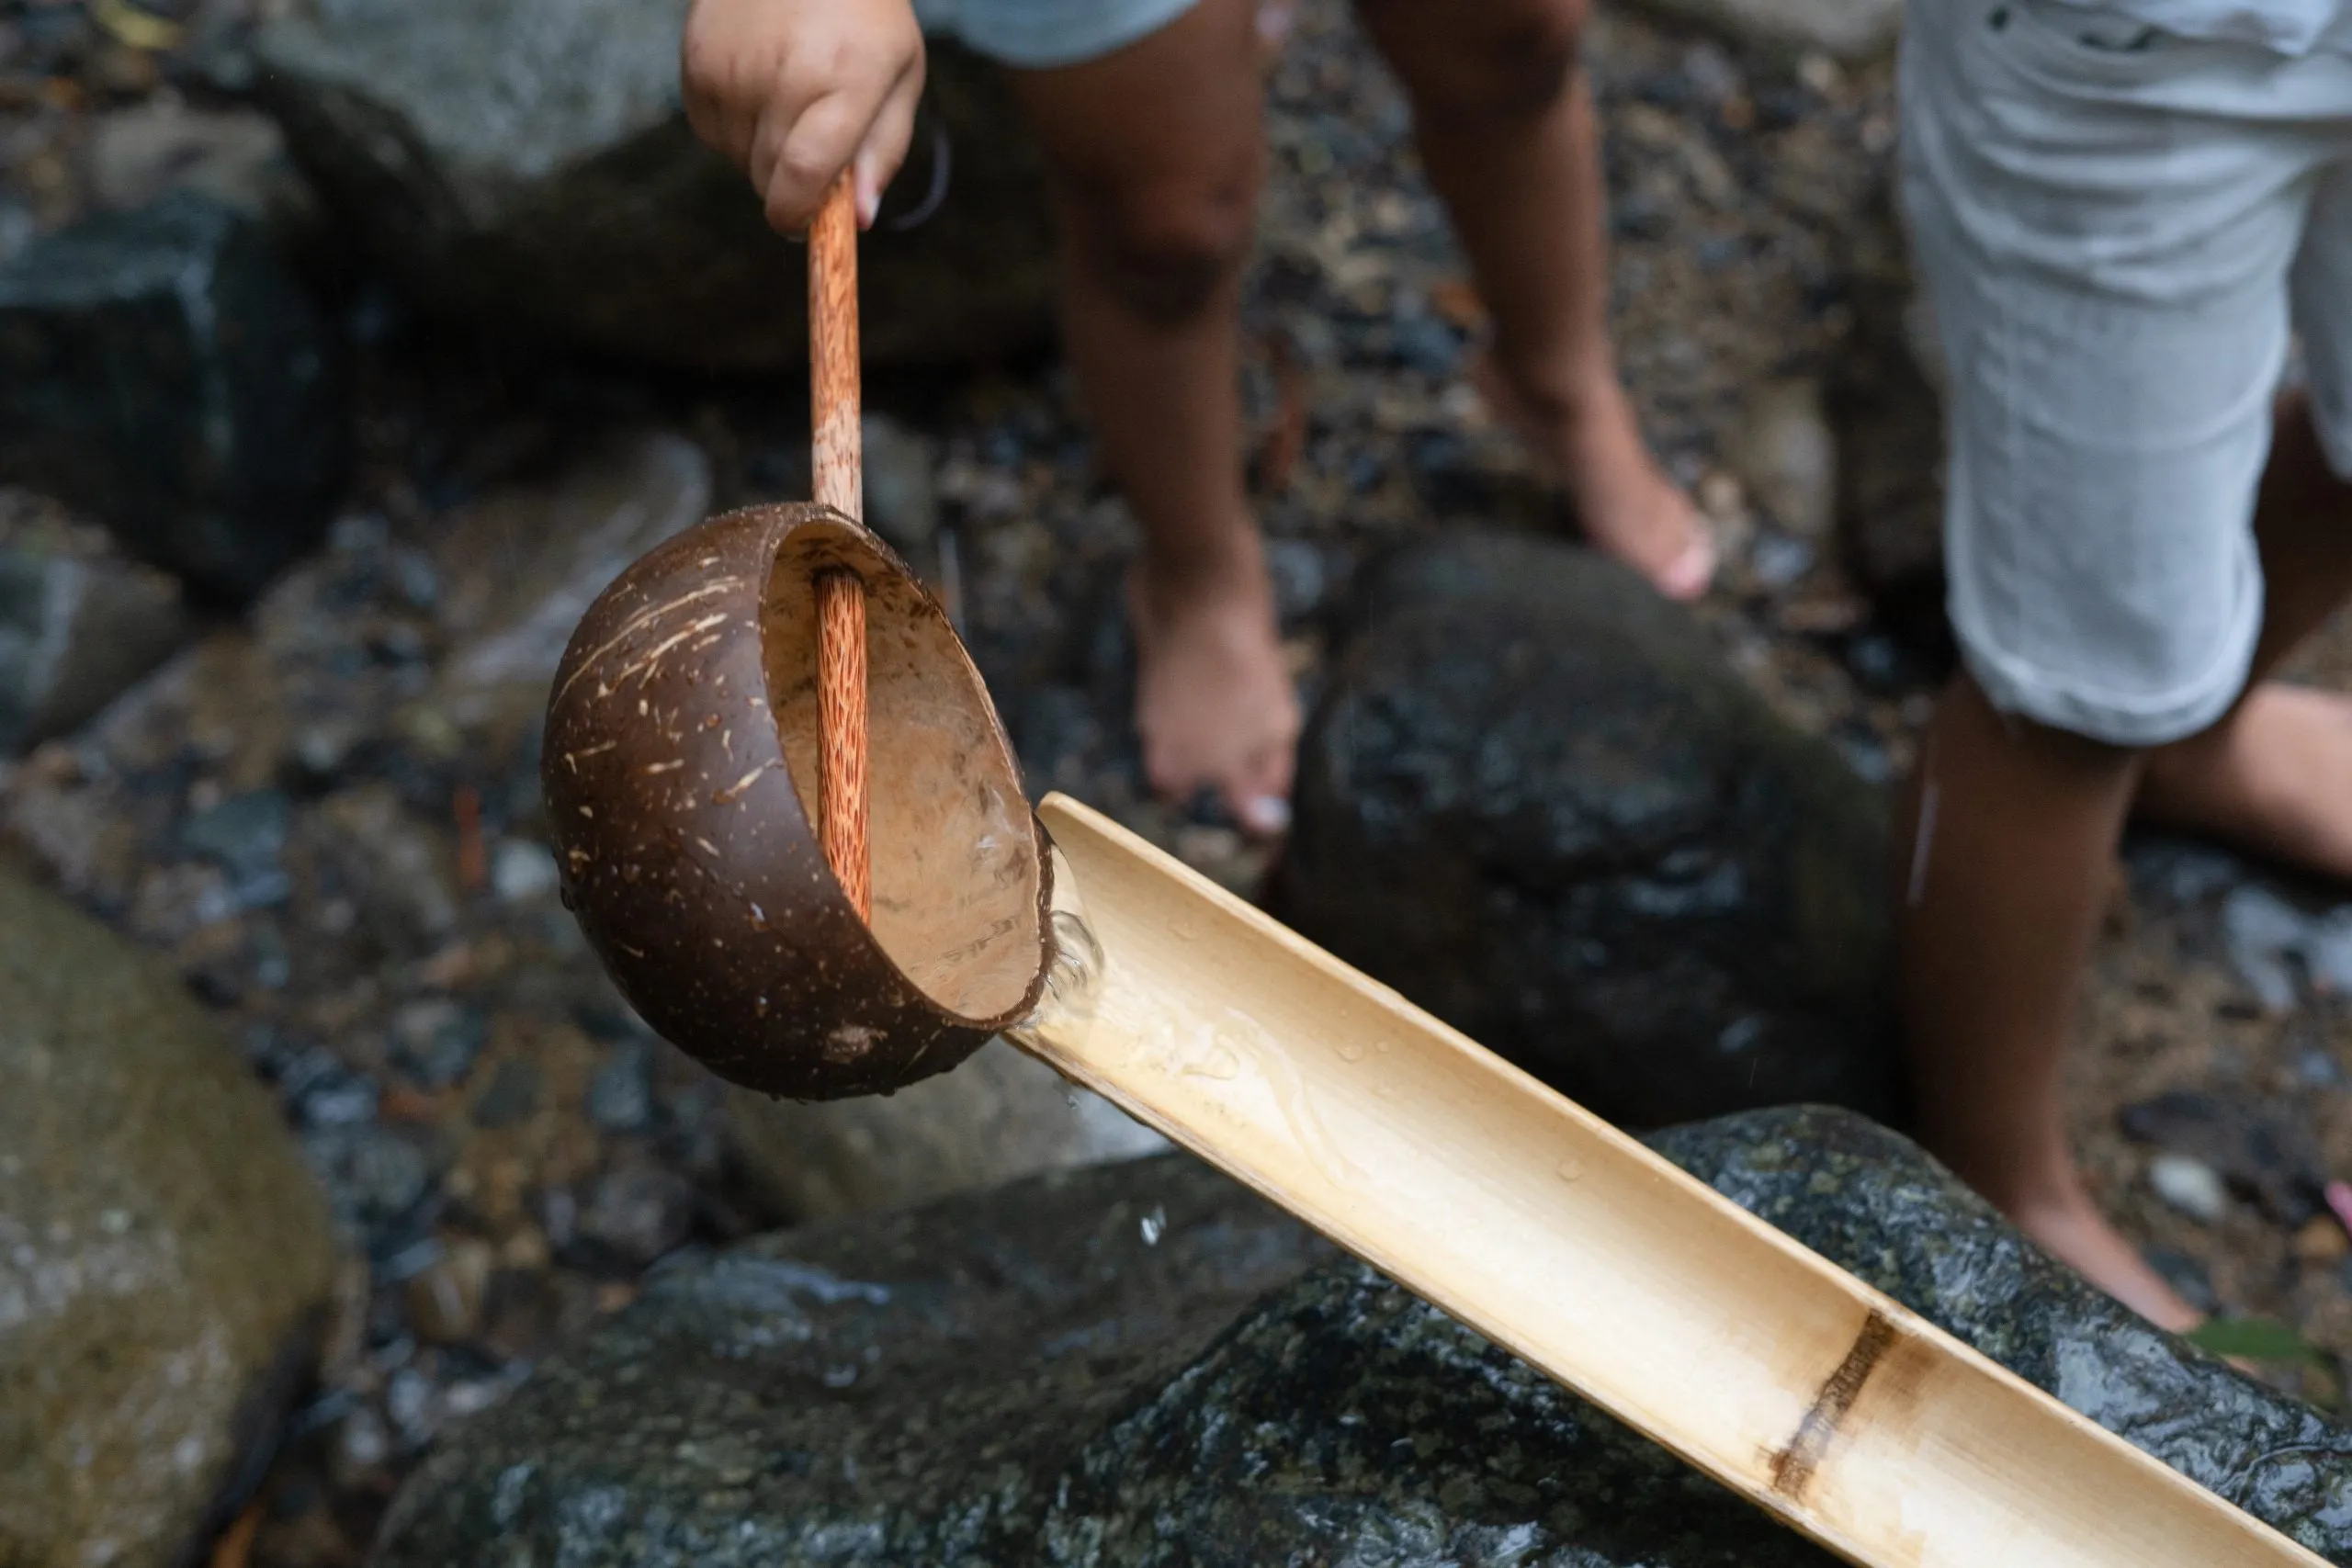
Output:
[680, 0, 1712, 837]
[1895, 0, 2352, 1330]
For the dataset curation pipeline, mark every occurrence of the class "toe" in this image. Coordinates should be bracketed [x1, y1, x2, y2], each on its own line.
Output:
[1653, 525, 1718, 602]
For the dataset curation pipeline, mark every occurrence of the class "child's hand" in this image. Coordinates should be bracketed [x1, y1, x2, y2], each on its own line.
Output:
[682, 0, 924, 234]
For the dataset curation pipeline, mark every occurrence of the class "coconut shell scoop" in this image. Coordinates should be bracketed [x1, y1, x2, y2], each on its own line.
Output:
[542, 177, 1053, 1100]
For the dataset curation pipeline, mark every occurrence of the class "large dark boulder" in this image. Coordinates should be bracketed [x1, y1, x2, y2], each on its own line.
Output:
[375, 1151, 1332, 1563]
[1275, 532, 1898, 1128]
[373, 1108, 2352, 1564]
[244, 0, 1054, 371]
[0, 191, 351, 598]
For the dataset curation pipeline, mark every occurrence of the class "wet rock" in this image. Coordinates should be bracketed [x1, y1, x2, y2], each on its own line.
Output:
[1653, 1108, 2352, 1559]
[0, 505, 191, 755]
[1279, 532, 1898, 1129]
[84, 99, 323, 255]
[373, 1155, 1335, 1564]
[246, 0, 1052, 370]
[0, 866, 339, 1568]
[0, 191, 349, 598]
[374, 1108, 2352, 1564]
[724, 1038, 1169, 1222]
[1621, 0, 1903, 59]
[432, 430, 710, 745]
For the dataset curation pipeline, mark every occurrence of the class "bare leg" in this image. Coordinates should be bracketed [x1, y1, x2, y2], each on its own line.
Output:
[1355, 0, 1711, 598]
[1894, 679, 2199, 1328]
[1008, 0, 1297, 836]
[1899, 394, 2352, 1332]
[2139, 394, 2352, 874]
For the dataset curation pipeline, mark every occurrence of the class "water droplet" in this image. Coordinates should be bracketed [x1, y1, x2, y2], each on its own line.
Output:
[1334, 1041, 1365, 1063]
[1555, 1158, 1585, 1183]
[1373, 1040, 1393, 1055]
[1167, 918, 1199, 942]
[1139, 1205, 1166, 1246]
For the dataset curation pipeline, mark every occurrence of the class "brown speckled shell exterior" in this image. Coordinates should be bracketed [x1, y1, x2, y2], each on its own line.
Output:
[542, 502, 1051, 1100]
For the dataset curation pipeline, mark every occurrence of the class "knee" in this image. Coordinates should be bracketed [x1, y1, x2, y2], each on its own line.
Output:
[1363, 0, 1589, 123]
[1057, 152, 1263, 326]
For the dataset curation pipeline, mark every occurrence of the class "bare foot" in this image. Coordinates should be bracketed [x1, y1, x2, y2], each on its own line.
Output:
[1127, 536, 1301, 838]
[2010, 1183, 2205, 1334]
[1470, 345, 1714, 600]
[2137, 682, 2352, 881]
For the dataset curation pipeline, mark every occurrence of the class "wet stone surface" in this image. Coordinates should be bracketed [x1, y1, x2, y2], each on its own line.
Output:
[1, 0, 2350, 1561]
[1281, 531, 1897, 1129]
[0, 863, 339, 1568]
[723, 1038, 1170, 1224]
[0, 491, 190, 755]
[0, 190, 348, 597]
[378, 1112, 2352, 1565]
[245, 0, 1053, 370]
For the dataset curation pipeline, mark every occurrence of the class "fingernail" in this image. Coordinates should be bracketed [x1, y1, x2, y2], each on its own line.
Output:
[1242, 796, 1292, 837]
[854, 175, 879, 229]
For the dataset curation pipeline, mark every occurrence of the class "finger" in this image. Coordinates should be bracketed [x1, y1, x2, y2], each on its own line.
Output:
[746, 105, 791, 221]
[852, 53, 925, 228]
[761, 86, 874, 234]
[679, 13, 757, 164]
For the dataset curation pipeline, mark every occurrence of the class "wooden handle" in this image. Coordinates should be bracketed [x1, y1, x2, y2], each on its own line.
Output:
[810, 174, 870, 920]
[815, 570, 869, 919]
[810, 173, 862, 519]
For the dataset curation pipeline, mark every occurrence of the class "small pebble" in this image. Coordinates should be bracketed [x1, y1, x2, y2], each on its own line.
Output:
[586, 1042, 654, 1133]
[406, 1236, 494, 1344]
[385, 1366, 435, 1442]
[576, 1166, 694, 1269]
[2221, 884, 2312, 1012]
[390, 999, 484, 1089]
[2148, 1153, 2228, 1224]
[1748, 532, 1814, 591]
[491, 839, 560, 903]
[334, 1404, 390, 1483]
[470, 1058, 539, 1130]
[2292, 1215, 2350, 1267]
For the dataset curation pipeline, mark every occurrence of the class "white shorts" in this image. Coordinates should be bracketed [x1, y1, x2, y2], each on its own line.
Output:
[913, 0, 1198, 67]
[1900, 0, 2352, 745]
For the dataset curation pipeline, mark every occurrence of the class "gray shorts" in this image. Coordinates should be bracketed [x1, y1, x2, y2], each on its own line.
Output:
[1901, 0, 2352, 746]
[913, 0, 1199, 67]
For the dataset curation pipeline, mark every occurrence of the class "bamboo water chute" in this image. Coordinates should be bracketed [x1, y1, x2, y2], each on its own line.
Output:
[537, 177, 2326, 1567]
